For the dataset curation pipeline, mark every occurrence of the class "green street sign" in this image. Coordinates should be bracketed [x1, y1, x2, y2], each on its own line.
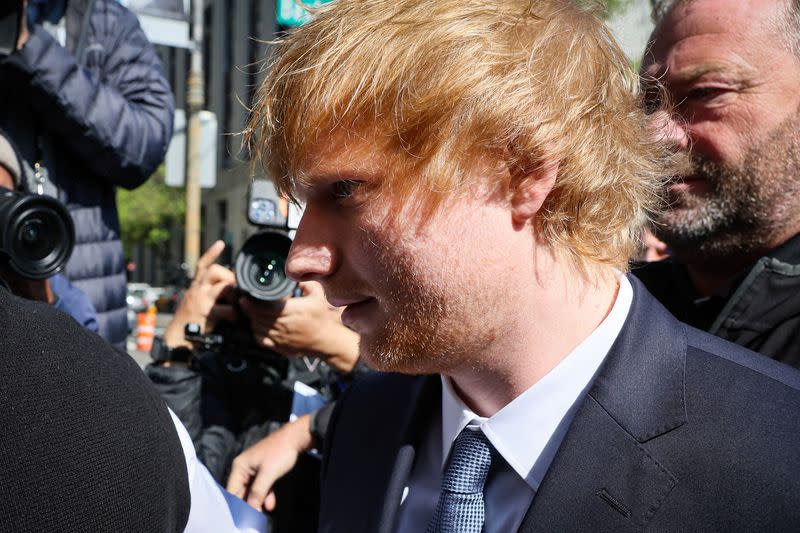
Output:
[276, 0, 333, 27]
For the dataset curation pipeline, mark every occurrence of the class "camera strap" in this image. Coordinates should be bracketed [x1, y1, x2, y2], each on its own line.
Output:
[27, 0, 96, 200]
[28, 134, 58, 198]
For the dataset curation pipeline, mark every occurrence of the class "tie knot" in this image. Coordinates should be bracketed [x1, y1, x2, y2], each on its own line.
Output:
[440, 428, 494, 495]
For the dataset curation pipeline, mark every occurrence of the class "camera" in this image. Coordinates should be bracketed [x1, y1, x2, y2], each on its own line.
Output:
[0, 1, 22, 57]
[0, 187, 75, 280]
[235, 179, 302, 301]
[185, 178, 303, 365]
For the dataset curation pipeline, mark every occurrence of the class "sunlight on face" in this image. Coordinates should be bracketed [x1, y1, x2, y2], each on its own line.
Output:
[287, 131, 521, 374]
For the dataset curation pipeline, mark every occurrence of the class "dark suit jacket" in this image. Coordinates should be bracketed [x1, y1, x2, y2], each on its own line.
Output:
[319, 277, 800, 532]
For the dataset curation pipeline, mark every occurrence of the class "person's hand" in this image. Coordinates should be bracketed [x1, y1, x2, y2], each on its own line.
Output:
[163, 241, 237, 349]
[240, 281, 360, 373]
[226, 414, 314, 512]
[17, 1, 30, 50]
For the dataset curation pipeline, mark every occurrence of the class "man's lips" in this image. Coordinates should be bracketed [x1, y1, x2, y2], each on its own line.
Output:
[335, 297, 377, 330]
[669, 175, 707, 194]
[327, 296, 372, 308]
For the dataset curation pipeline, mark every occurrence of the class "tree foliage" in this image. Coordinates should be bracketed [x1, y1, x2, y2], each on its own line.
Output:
[600, 0, 633, 17]
[117, 167, 185, 254]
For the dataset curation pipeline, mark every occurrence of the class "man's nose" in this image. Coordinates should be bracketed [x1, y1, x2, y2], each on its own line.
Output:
[286, 221, 337, 283]
[659, 111, 690, 152]
[286, 243, 335, 282]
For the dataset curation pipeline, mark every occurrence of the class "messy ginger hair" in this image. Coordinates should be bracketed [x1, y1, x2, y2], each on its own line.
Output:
[248, 0, 675, 270]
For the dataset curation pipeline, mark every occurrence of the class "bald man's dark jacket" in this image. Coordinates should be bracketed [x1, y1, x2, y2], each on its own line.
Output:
[0, 286, 190, 532]
[634, 232, 800, 368]
[318, 276, 800, 532]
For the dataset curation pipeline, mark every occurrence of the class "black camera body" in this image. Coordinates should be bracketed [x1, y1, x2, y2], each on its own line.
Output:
[0, 2, 22, 57]
[235, 178, 302, 301]
[0, 186, 75, 280]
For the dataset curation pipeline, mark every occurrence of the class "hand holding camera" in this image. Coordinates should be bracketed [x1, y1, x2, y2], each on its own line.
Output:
[164, 237, 359, 374]
[241, 281, 360, 373]
[162, 240, 238, 350]
[17, 0, 29, 50]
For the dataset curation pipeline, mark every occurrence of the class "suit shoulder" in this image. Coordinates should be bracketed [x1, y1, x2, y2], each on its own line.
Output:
[684, 325, 800, 392]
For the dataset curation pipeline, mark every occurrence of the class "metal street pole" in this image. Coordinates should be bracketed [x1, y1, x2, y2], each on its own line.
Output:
[184, 0, 204, 276]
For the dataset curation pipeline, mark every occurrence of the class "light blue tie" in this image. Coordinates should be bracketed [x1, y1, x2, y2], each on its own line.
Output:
[427, 428, 494, 533]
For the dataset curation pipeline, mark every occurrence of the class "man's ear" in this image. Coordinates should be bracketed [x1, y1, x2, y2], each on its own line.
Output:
[509, 157, 558, 227]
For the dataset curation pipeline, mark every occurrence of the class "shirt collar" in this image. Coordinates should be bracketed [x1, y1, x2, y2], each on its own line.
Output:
[439, 275, 633, 490]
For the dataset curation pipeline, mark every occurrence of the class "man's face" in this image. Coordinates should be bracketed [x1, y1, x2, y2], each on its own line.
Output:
[285, 132, 524, 374]
[643, 0, 800, 258]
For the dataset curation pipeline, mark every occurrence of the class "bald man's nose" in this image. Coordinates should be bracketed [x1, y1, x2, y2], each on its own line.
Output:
[651, 110, 690, 152]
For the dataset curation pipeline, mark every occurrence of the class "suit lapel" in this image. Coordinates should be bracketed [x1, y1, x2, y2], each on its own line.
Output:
[519, 277, 686, 531]
[375, 375, 441, 533]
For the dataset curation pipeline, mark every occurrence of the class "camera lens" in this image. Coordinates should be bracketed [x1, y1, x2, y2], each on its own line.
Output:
[252, 252, 286, 290]
[0, 192, 75, 280]
[17, 217, 51, 260]
[235, 230, 297, 301]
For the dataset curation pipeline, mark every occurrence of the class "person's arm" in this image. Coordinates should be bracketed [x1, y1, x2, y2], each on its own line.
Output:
[169, 409, 268, 533]
[226, 412, 315, 511]
[151, 241, 237, 446]
[240, 281, 361, 373]
[162, 241, 238, 350]
[4, 7, 174, 189]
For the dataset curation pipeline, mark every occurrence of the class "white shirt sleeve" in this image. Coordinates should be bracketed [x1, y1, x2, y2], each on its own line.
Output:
[168, 409, 268, 533]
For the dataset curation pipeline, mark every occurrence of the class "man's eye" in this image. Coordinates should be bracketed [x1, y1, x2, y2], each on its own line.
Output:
[332, 180, 362, 199]
[687, 87, 724, 101]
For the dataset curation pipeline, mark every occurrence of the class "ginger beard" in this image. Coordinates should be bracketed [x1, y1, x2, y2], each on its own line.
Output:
[348, 201, 504, 376]
[654, 110, 800, 259]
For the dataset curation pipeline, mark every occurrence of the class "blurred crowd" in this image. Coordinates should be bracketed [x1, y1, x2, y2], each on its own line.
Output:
[1, 0, 799, 531]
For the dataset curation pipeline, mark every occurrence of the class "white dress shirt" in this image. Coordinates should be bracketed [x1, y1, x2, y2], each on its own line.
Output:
[168, 410, 268, 533]
[396, 275, 633, 533]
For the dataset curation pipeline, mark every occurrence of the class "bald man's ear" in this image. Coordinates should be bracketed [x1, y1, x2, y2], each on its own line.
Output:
[509, 157, 558, 228]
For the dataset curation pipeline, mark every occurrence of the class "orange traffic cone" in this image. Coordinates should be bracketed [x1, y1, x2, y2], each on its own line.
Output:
[136, 305, 157, 352]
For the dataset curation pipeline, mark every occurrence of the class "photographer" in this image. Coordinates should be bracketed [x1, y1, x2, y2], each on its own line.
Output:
[147, 240, 364, 531]
[0, 0, 175, 349]
[0, 128, 98, 331]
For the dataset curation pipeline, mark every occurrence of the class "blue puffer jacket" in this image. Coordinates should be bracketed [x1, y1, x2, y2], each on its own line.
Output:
[0, 0, 174, 349]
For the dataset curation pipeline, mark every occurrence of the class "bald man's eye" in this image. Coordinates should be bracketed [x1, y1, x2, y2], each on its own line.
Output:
[687, 87, 725, 102]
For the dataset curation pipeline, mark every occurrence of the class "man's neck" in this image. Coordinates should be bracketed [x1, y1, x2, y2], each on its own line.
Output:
[684, 259, 753, 298]
[444, 261, 621, 418]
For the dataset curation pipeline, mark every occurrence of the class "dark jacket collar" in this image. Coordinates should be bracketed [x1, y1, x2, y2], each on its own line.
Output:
[765, 231, 800, 265]
[521, 275, 686, 530]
